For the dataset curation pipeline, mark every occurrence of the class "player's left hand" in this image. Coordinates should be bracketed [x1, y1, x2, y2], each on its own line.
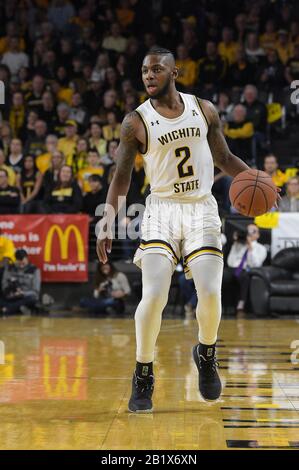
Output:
[96, 219, 113, 264]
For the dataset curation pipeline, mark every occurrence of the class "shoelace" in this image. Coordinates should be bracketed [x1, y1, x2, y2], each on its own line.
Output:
[134, 375, 154, 394]
[199, 356, 219, 374]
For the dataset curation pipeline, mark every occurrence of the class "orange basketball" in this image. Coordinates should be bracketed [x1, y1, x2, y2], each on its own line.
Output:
[229, 169, 277, 217]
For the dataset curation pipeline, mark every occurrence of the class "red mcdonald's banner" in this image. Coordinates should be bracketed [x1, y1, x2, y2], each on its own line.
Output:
[0, 215, 89, 282]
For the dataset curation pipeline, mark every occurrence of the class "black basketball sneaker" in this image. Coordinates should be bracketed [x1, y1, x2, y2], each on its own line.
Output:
[128, 372, 154, 413]
[192, 344, 222, 401]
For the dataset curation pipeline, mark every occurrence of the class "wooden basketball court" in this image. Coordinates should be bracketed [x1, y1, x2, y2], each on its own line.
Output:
[0, 317, 298, 450]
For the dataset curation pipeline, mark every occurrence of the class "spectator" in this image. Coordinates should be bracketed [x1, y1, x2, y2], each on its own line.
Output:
[69, 92, 89, 131]
[218, 27, 238, 65]
[0, 148, 16, 186]
[1, 36, 29, 76]
[285, 43, 299, 85]
[0, 249, 41, 316]
[263, 154, 287, 188]
[242, 85, 268, 161]
[36, 134, 59, 174]
[278, 177, 299, 212]
[48, 0, 75, 33]
[260, 20, 277, 53]
[57, 120, 79, 166]
[72, 137, 89, 175]
[98, 89, 121, 124]
[216, 92, 234, 122]
[0, 123, 12, 158]
[276, 29, 293, 65]
[43, 150, 65, 188]
[258, 49, 286, 94]
[224, 104, 254, 165]
[24, 119, 48, 157]
[82, 174, 106, 217]
[175, 44, 197, 91]
[89, 122, 107, 157]
[0, 168, 20, 214]
[83, 77, 104, 115]
[16, 155, 43, 213]
[102, 138, 119, 167]
[44, 164, 82, 214]
[7, 138, 24, 174]
[0, 228, 16, 292]
[9, 91, 26, 138]
[77, 149, 105, 194]
[38, 91, 58, 131]
[245, 32, 265, 65]
[102, 111, 121, 142]
[224, 224, 267, 315]
[0, 22, 26, 55]
[80, 262, 131, 316]
[198, 41, 227, 95]
[102, 22, 128, 54]
[25, 74, 45, 111]
[54, 102, 71, 137]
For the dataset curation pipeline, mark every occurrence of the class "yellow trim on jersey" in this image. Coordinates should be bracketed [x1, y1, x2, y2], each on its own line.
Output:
[193, 96, 209, 131]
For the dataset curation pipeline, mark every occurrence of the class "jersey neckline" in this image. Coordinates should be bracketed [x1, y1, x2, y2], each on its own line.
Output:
[148, 92, 188, 122]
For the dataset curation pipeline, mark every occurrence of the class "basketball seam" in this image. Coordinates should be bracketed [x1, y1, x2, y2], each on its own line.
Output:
[231, 178, 277, 193]
[259, 185, 271, 213]
[247, 170, 259, 217]
[232, 185, 254, 207]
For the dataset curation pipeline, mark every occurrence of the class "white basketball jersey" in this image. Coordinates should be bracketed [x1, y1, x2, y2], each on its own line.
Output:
[135, 92, 214, 201]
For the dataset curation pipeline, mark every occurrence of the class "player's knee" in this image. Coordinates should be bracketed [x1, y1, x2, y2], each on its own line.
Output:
[141, 286, 169, 312]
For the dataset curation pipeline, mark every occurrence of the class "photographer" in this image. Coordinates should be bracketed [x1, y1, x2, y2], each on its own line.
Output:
[223, 224, 267, 315]
[0, 249, 41, 315]
[80, 262, 131, 316]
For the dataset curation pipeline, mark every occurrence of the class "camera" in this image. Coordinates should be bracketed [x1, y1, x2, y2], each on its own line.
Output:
[100, 280, 113, 298]
[3, 278, 22, 299]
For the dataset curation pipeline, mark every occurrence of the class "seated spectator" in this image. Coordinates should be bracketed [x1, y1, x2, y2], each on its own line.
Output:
[102, 22, 128, 54]
[25, 74, 45, 112]
[242, 85, 267, 135]
[72, 137, 89, 174]
[80, 262, 131, 316]
[216, 92, 234, 122]
[89, 122, 107, 157]
[0, 228, 16, 293]
[198, 41, 227, 95]
[38, 91, 58, 132]
[98, 89, 121, 125]
[102, 111, 121, 142]
[54, 102, 71, 137]
[224, 104, 254, 165]
[16, 155, 43, 213]
[7, 138, 24, 174]
[102, 139, 119, 168]
[276, 29, 293, 65]
[0, 249, 41, 316]
[77, 149, 105, 194]
[278, 177, 299, 212]
[1, 36, 29, 76]
[36, 134, 59, 174]
[258, 49, 286, 94]
[0, 122, 12, 158]
[24, 119, 48, 157]
[44, 164, 82, 213]
[245, 32, 265, 65]
[9, 91, 26, 138]
[82, 174, 106, 217]
[57, 120, 79, 167]
[69, 92, 89, 131]
[285, 43, 299, 85]
[223, 224, 267, 315]
[175, 44, 197, 91]
[43, 150, 65, 188]
[259, 19, 277, 53]
[263, 154, 287, 188]
[0, 148, 16, 186]
[0, 168, 20, 214]
[0, 21, 26, 55]
[218, 27, 238, 65]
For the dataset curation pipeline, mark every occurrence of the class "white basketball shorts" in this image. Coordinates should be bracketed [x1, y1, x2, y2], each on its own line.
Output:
[133, 193, 223, 279]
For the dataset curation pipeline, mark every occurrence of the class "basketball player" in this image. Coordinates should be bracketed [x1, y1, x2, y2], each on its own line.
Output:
[97, 47, 250, 413]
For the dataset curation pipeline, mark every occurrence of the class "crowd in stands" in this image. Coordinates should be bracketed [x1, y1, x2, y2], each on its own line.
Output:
[0, 1, 299, 239]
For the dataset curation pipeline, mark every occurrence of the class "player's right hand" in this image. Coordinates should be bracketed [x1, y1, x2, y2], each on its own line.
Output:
[96, 219, 113, 264]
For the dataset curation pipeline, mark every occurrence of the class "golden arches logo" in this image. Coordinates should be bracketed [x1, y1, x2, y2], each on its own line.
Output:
[44, 224, 85, 262]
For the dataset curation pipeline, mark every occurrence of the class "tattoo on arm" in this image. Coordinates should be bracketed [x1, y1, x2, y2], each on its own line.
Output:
[115, 111, 139, 180]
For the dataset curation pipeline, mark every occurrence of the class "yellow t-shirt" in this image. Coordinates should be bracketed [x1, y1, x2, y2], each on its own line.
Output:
[276, 42, 293, 64]
[102, 124, 121, 142]
[58, 136, 78, 166]
[218, 41, 238, 65]
[77, 166, 105, 193]
[176, 59, 198, 87]
[0, 236, 15, 263]
[88, 138, 107, 157]
[57, 88, 74, 105]
[271, 169, 288, 187]
[259, 32, 277, 52]
[0, 37, 25, 55]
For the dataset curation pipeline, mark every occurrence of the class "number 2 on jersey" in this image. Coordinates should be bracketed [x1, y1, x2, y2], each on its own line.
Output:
[175, 146, 194, 179]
